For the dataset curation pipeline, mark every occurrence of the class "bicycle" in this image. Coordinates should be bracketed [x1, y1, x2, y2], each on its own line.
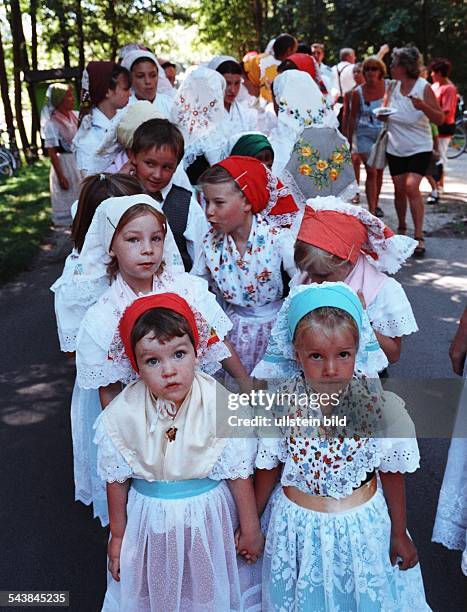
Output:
[0, 129, 20, 177]
[447, 96, 467, 159]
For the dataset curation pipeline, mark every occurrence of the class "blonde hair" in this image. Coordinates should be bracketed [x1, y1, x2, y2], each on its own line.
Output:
[293, 307, 359, 349]
[294, 240, 350, 276]
[362, 56, 387, 78]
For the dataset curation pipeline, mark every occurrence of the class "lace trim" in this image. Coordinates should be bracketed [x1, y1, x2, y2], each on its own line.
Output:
[58, 330, 78, 353]
[77, 361, 135, 390]
[370, 314, 419, 337]
[209, 438, 257, 480]
[94, 419, 133, 484]
[307, 197, 418, 273]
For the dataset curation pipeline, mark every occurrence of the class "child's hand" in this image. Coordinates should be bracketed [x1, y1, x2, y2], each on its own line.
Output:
[390, 532, 419, 570]
[108, 535, 123, 581]
[235, 527, 264, 564]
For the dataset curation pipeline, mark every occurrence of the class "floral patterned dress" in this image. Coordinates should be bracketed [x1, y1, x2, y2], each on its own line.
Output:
[194, 214, 296, 375]
[257, 374, 430, 611]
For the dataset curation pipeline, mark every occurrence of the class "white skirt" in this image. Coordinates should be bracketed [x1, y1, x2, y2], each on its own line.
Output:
[49, 152, 81, 226]
[70, 381, 108, 525]
[262, 488, 430, 611]
[227, 302, 282, 376]
[102, 481, 261, 611]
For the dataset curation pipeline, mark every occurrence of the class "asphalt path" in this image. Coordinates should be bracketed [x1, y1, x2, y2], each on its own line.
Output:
[0, 229, 466, 609]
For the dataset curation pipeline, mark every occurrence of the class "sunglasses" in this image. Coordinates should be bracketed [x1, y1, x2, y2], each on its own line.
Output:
[364, 66, 380, 72]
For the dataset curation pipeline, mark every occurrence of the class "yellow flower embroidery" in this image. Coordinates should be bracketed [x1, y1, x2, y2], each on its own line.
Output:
[332, 152, 344, 164]
[316, 160, 328, 171]
[329, 168, 339, 181]
[300, 146, 313, 157]
[299, 164, 312, 175]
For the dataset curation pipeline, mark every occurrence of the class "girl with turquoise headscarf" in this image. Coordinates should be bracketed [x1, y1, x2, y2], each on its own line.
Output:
[248, 283, 430, 611]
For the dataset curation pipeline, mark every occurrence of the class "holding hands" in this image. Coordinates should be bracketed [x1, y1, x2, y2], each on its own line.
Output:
[235, 526, 264, 564]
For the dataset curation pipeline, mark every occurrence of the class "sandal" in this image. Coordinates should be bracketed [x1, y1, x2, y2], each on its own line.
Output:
[413, 237, 426, 258]
[397, 226, 407, 235]
[351, 193, 361, 204]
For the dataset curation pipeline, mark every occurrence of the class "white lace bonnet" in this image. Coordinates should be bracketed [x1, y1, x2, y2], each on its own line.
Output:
[170, 66, 227, 166]
[303, 196, 417, 273]
[73, 194, 184, 283]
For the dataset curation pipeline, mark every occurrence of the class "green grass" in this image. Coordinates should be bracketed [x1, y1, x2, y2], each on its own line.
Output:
[0, 160, 51, 284]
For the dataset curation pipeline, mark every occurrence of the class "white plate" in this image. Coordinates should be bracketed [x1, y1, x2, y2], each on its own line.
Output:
[373, 107, 397, 117]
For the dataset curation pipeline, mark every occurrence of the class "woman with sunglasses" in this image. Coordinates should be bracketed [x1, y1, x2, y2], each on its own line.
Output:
[348, 56, 388, 217]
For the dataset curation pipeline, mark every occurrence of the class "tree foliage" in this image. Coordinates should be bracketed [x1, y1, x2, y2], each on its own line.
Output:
[198, 0, 467, 90]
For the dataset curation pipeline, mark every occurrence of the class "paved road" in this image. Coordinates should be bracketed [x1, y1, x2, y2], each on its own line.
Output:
[0, 210, 466, 609]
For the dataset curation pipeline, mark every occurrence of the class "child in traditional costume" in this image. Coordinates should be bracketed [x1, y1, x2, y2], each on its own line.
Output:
[293, 196, 418, 365]
[73, 62, 131, 176]
[194, 155, 298, 375]
[253, 283, 430, 611]
[96, 293, 262, 611]
[75, 194, 248, 408]
[51, 173, 144, 524]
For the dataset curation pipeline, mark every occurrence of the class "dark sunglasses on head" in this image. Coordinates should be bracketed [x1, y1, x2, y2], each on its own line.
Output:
[364, 66, 380, 72]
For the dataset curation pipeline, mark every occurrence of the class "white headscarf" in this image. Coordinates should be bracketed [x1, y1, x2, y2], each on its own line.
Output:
[120, 49, 174, 96]
[269, 70, 337, 174]
[74, 194, 184, 283]
[207, 55, 238, 71]
[171, 66, 228, 167]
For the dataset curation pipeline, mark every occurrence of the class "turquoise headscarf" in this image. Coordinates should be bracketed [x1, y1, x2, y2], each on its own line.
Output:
[231, 134, 273, 158]
[287, 284, 363, 340]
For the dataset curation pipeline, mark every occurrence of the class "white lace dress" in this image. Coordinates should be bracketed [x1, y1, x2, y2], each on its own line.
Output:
[95, 422, 260, 612]
[51, 249, 110, 523]
[74, 271, 232, 525]
[193, 215, 296, 375]
[432, 381, 467, 574]
[256, 376, 430, 611]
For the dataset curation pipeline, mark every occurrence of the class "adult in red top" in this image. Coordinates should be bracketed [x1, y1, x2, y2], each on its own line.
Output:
[429, 58, 458, 187]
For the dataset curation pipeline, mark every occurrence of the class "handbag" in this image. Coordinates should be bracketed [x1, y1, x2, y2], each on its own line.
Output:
[366, 80, 397, 170]
[367, 127, 389, 169]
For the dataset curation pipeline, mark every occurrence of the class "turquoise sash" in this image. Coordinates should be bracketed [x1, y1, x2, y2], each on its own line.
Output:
[132, 478, 220, 499]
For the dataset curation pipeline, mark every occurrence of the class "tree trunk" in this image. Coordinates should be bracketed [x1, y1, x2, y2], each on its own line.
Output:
[30, 0, 38, 70]
[75, 0, 86, 73]
[56, 5, 71, 68]
[0, 26, 20, 162]
[252, 0, 263, 48]
[8, 0, 33, 160]
[108, 1, 118, 61]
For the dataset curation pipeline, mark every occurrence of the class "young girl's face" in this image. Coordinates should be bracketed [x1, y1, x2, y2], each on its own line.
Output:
[132, 60, 158, 101]
[129, 145, 178, 194]
[204, 182, 252, 235]
[107, 74, 131, 109]
[136, 333, 196, 408]
[110, 212, 165, 293]
[294, 325, 357, 394]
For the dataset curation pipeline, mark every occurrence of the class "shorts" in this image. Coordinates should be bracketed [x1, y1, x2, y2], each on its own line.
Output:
[386, 151, 432, 177]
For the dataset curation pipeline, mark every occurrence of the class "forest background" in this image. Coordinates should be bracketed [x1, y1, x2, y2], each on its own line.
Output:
[0, 0, 466, 161]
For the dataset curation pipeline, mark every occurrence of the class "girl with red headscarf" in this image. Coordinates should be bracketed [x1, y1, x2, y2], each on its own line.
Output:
[194, 156, 298, 374]
[95, 293, 262, 611]
[293, 196, 419, 365]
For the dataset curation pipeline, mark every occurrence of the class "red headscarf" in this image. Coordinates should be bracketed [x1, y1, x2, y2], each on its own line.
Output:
[86, 61, 118, 106]
[119, 293, 199, 372]
[287, 53, 317, 80]
[215, 156, 298, 215]
[298, 206, 370, 263]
